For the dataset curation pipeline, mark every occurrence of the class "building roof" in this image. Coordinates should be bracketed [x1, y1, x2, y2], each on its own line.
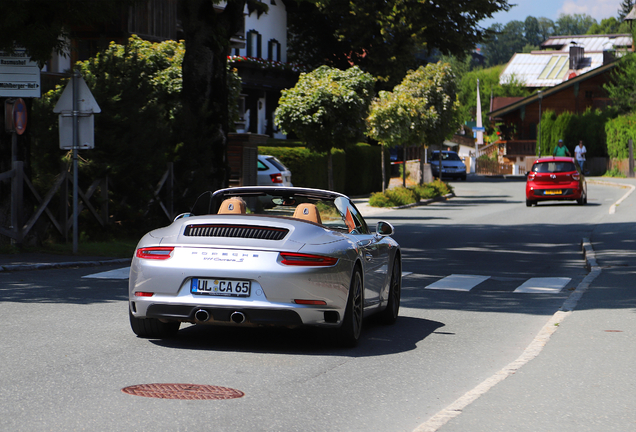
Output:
[540, 34, 632, 52]
[499, 34, 632, 89]
[489, 61, 617, 118]
[500, 52, 605, 88]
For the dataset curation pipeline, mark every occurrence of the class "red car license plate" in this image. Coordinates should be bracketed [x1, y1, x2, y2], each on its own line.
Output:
[545, 190, 562, 195]
[191, 278, 251, 297]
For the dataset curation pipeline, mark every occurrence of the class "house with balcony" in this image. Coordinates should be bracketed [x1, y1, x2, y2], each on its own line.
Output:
[485, 33, 633, 173]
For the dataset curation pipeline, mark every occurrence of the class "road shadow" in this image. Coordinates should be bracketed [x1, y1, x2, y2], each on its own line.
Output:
[148, 315, 444, 357]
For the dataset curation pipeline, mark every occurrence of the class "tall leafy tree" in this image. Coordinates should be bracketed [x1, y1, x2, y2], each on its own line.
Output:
[275, 66, 375, 190]
[604, 53, 636, 114]
[482, 21, 527, 66]
[524, 16, 543, 46]
[0, 0, 133, 66]
[287, 0, 511, 89]
[618, 0, 635, 20]
[554, 13, 597, 35]
[367, 62, 460, 185]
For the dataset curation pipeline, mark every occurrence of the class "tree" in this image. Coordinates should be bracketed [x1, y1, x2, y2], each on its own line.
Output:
[176, 0, 267, 202]
[287, 0, 512, 89]
[554, 13, 597, 35]
[618, 0, 635, 20]
[275, 66, 375, 190]
[29, 36, 242, 236]
[524, 16, 543, 46]
[482, 21, 527, 66]
[604, 53, 636, 114]
[587, 17, 631, 35]
[456, 65, 529, 130]
[367, 62, 460, 186]
[0, 0, 133, 66]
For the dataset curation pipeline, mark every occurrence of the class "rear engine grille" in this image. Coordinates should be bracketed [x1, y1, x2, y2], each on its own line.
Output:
[184, 224, 288, 240]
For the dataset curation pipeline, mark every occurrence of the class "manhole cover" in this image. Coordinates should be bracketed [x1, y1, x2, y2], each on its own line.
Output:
[122, 383, 245, 400]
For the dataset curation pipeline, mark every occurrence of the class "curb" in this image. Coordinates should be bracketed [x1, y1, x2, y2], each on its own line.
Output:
[393, 192, 455, 210]
[0, 258, 131, 273]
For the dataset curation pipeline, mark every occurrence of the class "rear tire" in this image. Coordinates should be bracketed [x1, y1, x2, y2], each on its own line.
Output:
[336, 266, 364, 347]
[526, 199, 535, 207]
[129, 309, 180, 338]
[378, 256, 401, 325]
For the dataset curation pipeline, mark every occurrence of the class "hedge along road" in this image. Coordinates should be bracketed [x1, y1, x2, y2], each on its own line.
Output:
[0, 176, 631, 432]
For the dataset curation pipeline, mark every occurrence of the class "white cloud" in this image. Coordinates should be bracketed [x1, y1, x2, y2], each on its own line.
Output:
[559, 0, 620, 20]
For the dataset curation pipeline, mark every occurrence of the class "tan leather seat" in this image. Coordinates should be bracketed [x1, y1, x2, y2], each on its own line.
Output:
[218, 198, 246, 214]
[293, 203, 322, 224]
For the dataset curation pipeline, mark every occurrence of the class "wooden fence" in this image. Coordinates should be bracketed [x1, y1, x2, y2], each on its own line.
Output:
[1, 161, 175, 245]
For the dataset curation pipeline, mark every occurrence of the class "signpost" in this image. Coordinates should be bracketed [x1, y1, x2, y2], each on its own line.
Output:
[54, 71, 101, 253]
[0, 48, 41, 98]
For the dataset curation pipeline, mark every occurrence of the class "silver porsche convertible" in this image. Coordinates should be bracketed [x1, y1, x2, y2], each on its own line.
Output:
[128, 186, 401, 346]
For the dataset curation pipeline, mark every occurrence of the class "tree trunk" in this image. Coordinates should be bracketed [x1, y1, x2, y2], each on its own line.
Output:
[177, 0, 246, 202]
[381, 143, 386, 192]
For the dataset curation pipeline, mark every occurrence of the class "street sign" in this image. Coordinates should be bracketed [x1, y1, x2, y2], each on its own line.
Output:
[472, 127, 485, 132]
[0, 48, 41, 98]
[13, 98, 27, 135]
[54, 75, 101, 150]
[53, 76, 101, 113]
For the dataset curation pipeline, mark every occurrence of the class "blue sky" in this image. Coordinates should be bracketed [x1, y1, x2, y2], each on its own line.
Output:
[479, 0, 625, 27]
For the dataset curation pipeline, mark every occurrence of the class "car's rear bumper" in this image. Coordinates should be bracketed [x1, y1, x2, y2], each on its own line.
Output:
[527, 187, 583, 200]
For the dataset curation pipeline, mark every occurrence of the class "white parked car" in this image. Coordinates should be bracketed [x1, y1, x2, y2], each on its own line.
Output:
[258, 155, 293, 187]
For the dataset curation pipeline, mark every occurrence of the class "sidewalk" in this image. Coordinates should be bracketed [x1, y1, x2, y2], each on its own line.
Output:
[0, 252, 130, 272]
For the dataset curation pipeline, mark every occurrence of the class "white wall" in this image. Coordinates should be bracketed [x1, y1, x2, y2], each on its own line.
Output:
[239, 1, 287, 62]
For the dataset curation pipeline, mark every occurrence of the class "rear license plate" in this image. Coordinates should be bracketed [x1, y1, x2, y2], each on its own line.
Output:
[191, 278, 251, 297]
[545, 190, 562, 195]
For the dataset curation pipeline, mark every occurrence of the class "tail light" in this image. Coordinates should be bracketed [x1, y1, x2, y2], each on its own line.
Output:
[572, 173, 580, 181]
[280, 252, 338, 266]
[136, 246, 174, 260]
[527, 172, 536, 181]
[270, 173, 283, 183]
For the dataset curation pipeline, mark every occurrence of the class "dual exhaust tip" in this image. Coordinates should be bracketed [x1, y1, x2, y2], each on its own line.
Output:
[194, 309, 246, 324]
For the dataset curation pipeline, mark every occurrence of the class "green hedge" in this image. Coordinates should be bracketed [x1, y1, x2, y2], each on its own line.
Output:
[605, 112, 636, 160]
[538, 108, 617, 157]
[258, 143, 387, 195]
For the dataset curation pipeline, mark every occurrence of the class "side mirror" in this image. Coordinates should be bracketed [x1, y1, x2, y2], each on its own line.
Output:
[376, 221, 394, 237]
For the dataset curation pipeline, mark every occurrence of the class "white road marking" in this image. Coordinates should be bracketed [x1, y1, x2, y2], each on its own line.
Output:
[402, 271, 413, 277]
[425, 274, 490, 291]
[513, 277, 571, 293]
[82, 267, 130, 280]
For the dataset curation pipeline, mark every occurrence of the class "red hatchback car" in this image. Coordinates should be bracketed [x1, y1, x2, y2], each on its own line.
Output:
[526, 156, 587, 207]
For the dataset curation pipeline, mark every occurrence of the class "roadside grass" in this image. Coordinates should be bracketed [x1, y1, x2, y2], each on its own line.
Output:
[0, 239, 138, 258]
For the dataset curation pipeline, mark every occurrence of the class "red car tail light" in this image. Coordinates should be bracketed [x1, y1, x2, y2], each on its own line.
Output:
[572, 173, 580, 181]
[527, 172, 536, 181]
[134, 292, 154, 297]
[136, 246, 174, 260]
[280, 252, 338, 266]
[270, 173, 283, 183]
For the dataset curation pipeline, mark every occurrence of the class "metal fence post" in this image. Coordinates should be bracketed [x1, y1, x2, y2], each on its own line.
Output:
[629, 139, 634, 178]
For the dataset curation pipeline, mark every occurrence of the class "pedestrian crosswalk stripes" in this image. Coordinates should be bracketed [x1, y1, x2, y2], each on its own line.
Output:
[513, 277, 571, 293]
[417, 273, 571, 294]
[425, 274, 490, 292]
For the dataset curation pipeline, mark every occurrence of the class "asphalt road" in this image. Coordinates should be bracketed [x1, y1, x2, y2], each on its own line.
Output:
[1, 176, 634, 432]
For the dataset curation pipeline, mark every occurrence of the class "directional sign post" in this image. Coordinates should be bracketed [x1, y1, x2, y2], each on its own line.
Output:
[0, 48, 41, 98]
[53, 71, 101, 253]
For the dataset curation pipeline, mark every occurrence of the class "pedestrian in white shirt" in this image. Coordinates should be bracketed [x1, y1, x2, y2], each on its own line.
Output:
[574, 140, 587, 173]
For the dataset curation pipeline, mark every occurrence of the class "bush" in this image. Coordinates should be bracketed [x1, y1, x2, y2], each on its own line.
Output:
[605, 112, 636, 160]
[368, 181, 452, 207]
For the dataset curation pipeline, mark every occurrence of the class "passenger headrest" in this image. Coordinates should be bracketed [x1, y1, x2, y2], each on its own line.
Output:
[293, 203, 322, 225]
[218, 198, 246, 214]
